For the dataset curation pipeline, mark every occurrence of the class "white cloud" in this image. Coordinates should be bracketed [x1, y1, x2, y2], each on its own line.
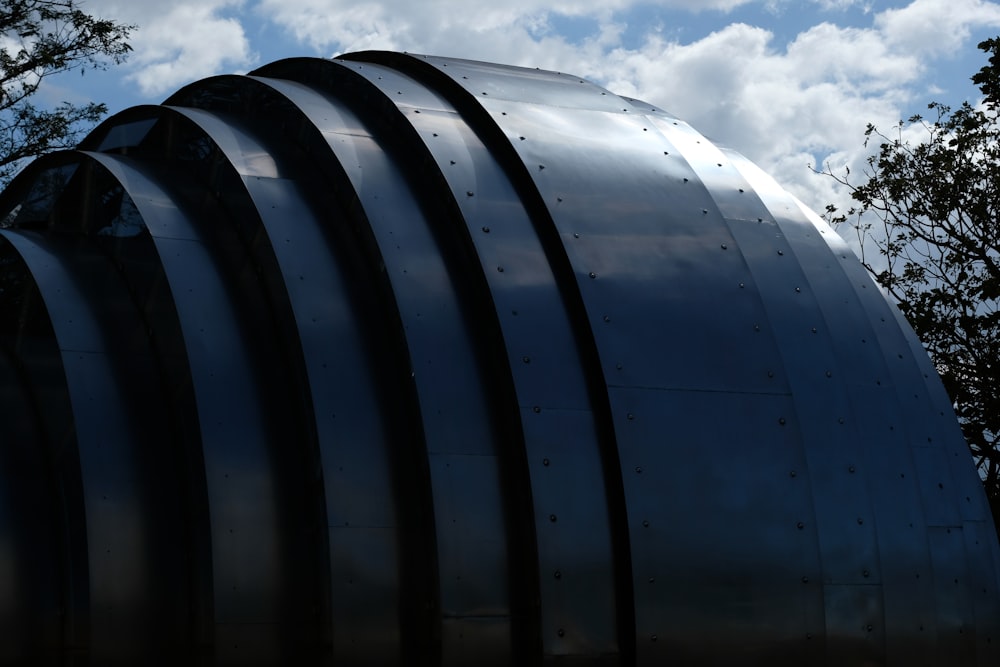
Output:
[581, 21, 918, 211]
[88, 0, 255, 97]
[876, 0, 1000, 56]
[67, 0, 1000, 220]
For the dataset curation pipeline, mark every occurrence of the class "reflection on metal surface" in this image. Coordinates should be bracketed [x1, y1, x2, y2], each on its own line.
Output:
[0, 52, 997, 666]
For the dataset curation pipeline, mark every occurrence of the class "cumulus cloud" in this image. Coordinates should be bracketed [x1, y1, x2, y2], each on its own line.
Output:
[877, 0, 1000, 56]
[87, 0, 255, 97]
[67, 0, 1000, 218]
[588, 19, 926, 207]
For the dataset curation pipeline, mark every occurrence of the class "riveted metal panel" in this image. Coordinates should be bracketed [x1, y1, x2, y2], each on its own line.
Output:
[927, 525, 977, 664]
[441, 617, 511, 667]
[328, 526, 400, 666]
[823, 583, 886, 664]
[238, 72, 515, 661]
[452, 97, 785, 396]
[0, 343, 62, 663]
[1, 232, 194, 659]
[0, 233, 90, 658]
[720, 215, 882, 588]
[327, 58, 625, 659]
[83, 155, 292, 663]
[962, 519, 1000, 664]
[520, 407, 618, 657]
[402, 54, 636, 113]
[611, 386, 823, 665]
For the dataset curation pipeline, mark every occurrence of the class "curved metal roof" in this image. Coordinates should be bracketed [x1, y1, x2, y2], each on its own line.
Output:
[0, 52, 996, 665]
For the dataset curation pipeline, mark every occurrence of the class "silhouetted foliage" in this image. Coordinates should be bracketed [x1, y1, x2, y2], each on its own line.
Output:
[0, 0, 133, 184]
[823, 39, 1000, 516]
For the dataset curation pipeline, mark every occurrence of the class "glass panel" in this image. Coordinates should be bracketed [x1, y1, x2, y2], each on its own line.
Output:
[95, 118, 157, 152]
[1, 164, 78, 228]
[95, 185, 145, 238]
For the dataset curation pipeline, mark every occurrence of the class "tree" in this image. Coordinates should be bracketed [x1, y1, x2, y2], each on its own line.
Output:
[822, 38, 1000, 517]
[0, 0, 133, 185]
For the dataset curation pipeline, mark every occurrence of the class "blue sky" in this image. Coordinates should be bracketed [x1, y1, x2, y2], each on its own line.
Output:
[34, 0, 1000, 220]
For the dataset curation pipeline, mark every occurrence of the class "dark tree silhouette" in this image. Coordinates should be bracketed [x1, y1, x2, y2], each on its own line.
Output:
[0, 0, 133, 184]
[823, 38, 1000, 522]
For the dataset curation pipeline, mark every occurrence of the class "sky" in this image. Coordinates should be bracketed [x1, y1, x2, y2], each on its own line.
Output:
[33, 0, 1000, 228]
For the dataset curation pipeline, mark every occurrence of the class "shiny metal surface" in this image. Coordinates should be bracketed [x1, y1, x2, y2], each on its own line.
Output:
[0, 52, 997, 666]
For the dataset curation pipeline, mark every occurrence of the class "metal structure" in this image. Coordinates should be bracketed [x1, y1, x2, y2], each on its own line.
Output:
[0, 52, 997, 666]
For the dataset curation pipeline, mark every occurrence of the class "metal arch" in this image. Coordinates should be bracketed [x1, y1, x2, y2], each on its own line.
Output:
[250, 56, 623, 663]
[0, 51, 996, 667]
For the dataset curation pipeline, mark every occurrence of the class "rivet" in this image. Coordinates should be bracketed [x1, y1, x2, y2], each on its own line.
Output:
[738, 188, 744, 193]
[414, 109, 421, 113]
[702, 209, 709, 214]
[857, 517, 864, 525]
[497, 266, 504, 272]
[790, 470, 797, 478]
[683, 177, 689, 182]
[627, 413, 634, 420]
[795, 287, 801, 293]
[642, 519, 649, 528]
[542, 458, 550, 466]
[739, 282, 745, 288]
[482, 226, 490, 233]
[863, 569, 870, 577]
[616, 363, 623, 370]
[467, 191, 474, 196]
[635, 466, 642, 473]
[522, 356, 530, 363]
[838, 417, 845, 424]
[603, 315, 611, 323]
[721, 243, 728, 249]
[797, 521, 804, 529]
[767, 371, 774, 378]
[650, 634, 657, 642]
[777, 250, 784, 256]
[802, 576, 809, 583]
[538, 164, 545, 170]
[806, 633, 813, 640]
[648, 577, 655, 584]
[557, 629, 564, 637]
[811, 327, 817, 333]
[866, 624, 873, 632]
[825, 371, 832, 378]
[549, 514, 557, 522]
[849, 465, 855, 472]
[557, 197, 563, 202]
[588, 272, 596, 279]
[778, 417, 786, 425]
[533, 406, 541, 413]
[450, 160, 456, 165]
[664, 151, 669, 155]
[554, 570, 561, 579]
[573, 233, 580, 238]
[519, 136, 526, 141]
